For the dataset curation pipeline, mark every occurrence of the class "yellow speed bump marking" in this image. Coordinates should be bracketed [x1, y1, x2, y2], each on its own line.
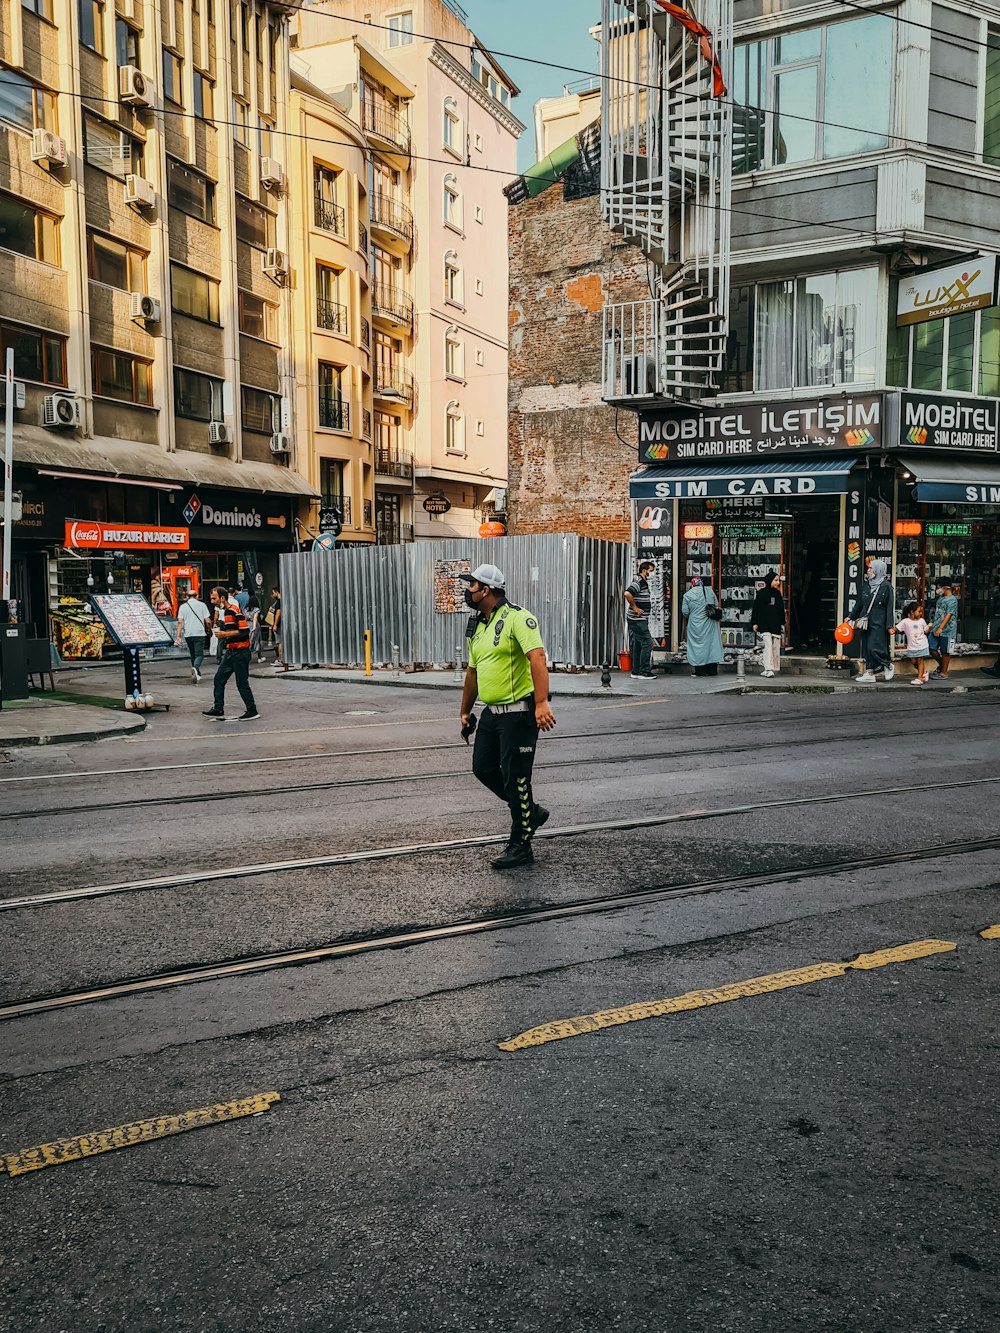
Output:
[0, 1091, 280, 1179]
[498, 939, 956, 1053]
[980, 925, 1000, 939]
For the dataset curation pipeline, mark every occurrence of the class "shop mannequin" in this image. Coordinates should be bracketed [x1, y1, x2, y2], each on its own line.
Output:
[849, 559, 895, 684]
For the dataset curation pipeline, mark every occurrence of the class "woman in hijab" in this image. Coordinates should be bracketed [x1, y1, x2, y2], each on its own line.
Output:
[848, 558, 895, 683]
[751, 570, 785, 678]
[681, 575, 725, 676]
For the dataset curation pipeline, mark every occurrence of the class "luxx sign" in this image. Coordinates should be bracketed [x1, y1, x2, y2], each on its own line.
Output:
[896, 255, 998, 327]
[638, 395, 881, 462]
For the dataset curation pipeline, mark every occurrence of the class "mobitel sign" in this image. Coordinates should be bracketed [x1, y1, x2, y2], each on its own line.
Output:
[896, 255, 998, 327]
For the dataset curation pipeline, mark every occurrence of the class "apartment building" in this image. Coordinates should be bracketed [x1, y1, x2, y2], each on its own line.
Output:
[1, 0, 311, 636]
[294, 0, 522, 542]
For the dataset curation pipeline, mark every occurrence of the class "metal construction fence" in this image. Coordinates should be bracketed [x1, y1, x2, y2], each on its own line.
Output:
[280, 534, 630, 669]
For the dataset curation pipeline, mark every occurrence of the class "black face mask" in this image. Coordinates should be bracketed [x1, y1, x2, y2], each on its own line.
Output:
[464, 589, 480, 610]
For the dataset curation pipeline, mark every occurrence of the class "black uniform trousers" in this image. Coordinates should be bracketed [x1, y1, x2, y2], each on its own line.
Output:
[472, 704, 539, 844]
[213, 647, 256, 713]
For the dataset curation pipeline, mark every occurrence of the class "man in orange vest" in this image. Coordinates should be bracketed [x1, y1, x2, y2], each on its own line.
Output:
[203, 586, 259, 721]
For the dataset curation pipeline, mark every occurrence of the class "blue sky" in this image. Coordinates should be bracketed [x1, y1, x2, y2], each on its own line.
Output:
[462, 1, 601, 170]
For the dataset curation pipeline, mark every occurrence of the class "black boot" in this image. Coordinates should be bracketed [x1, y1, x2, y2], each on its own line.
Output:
[491, 840, 534, 870]
[531, 805, 550, 833]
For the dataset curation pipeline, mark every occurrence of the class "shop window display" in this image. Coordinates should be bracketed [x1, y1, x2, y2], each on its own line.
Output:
[894, 497, 1000, 643]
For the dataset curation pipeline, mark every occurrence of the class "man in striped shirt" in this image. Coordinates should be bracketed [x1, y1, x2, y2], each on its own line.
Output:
[203, 587, 259, 721]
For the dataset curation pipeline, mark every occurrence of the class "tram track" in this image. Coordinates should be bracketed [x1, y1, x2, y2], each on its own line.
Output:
[2, 830, 998, 1023]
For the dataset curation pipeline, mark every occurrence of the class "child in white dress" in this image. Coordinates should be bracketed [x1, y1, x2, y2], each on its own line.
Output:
[895, 601, 931, 685]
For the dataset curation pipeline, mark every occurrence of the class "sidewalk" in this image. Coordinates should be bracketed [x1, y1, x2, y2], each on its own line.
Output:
[0, 696, 145, 748]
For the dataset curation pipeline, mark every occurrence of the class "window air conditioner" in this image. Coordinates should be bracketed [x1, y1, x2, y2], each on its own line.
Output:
[623, 355, 657, 397]
[259, 157, 285, 190]
[262, 248, 287, 281]
[269, 433, 292, 455]
[119, 65, 154, 107]
[208, 420, 229, 445]
[42, 394, 81, 429]
[30, 129, 67, 167]
[130, 292, 160, 324]
[124, 174, 156, 208]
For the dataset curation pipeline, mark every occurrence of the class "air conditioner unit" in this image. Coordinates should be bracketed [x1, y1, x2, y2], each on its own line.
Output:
[0, 380, 26, 410]
[262, 248, 287, 281]
[623, 355, 657, 397]
[42, 394, 81, 429]
[124, 174, 156, 208]
[30, 129, 67, 167]
[269, 432, 291, 455]
[259, 157, 285, 190]
[129, 291, 160, 324]
[208, 420, 229, 445]
[119, 65, 153, 107]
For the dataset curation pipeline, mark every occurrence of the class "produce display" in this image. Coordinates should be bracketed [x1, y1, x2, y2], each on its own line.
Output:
[50, 598, 107, 660]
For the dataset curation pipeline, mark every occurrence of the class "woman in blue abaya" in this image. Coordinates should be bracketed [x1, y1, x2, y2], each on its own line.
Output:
[681, 576, 725, 677]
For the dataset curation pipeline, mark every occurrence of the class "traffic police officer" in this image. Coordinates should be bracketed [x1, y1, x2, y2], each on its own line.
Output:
[459, 563, 556, 869]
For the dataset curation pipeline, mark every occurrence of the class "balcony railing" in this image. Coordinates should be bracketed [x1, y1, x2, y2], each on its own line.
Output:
[321, 494, 351, 526]
[360, 317, 370, 350]
[376, 449, 414, 479]
[603, 294, 726, 403]
[361, 408, 372, 439]
[362, 100, 411, 156]
[371, 283, 414, 331]
[376, 522, 414, 545]
[370, 192, 414, 246]
[314, 194, 346, 237]
[359, 222, 368, 253]
[363, 498, 373, 527]
[317, 298, 349, 335]
[318, 394, 350, 431]
[373, 362, 415, 406]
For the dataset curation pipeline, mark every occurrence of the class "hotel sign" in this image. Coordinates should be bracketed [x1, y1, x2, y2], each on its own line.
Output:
[896, 255, 998, 327]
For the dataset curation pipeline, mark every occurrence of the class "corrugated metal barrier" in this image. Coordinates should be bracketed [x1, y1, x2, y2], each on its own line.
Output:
[280, 534, 630, 668]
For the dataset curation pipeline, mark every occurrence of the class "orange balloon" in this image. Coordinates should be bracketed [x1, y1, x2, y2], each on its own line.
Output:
[834, 621, 854, 644]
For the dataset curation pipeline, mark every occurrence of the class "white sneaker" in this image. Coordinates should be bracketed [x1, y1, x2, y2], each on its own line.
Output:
[761, 670, 774, 678]
[195, 670, 202, 682]
[191, 666, 197, 682]
[883, 664, 895, 681]
[910, 677, 924, 685]
[855, 671, 877, 684]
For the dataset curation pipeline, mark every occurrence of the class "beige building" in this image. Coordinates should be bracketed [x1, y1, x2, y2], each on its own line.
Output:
[1, 0, 312, 635]
[294, 0, 522, 541]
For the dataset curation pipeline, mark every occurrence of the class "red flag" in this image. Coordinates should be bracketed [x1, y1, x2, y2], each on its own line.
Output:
[654, 0, 727, 98]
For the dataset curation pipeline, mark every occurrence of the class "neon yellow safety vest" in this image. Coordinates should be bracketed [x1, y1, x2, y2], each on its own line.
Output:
[467, 602, 544, 706]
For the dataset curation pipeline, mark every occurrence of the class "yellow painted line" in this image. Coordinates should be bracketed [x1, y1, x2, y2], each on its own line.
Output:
[124, 716, 449, 743]
[980, 925, 1000, 939]
[0, 1091, 280, 1179]
[498, 939, 956, 1052]
[589, 699, 674, 711]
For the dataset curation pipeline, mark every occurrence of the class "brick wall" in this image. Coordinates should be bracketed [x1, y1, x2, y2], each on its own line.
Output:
[507, 181, 647, 542]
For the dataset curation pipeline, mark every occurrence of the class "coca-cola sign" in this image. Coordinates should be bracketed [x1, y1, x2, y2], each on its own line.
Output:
[64, 521, 190, 550]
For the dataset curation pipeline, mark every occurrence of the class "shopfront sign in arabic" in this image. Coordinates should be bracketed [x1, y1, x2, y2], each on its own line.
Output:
[64, 520, 189, 550]
[896, 255, 998, 327]
[896, 391, 1000, 452]
[638, 395, 882, 463]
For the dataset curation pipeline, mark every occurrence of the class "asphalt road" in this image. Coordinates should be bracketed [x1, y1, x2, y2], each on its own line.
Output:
[2, 662, 999, 1332]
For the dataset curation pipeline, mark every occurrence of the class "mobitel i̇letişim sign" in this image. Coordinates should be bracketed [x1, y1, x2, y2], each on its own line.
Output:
[638, 395, 881, 462]
[897, 391, 999, 453]
[64, 520, 189, 550]
[896, 255, 998, 327]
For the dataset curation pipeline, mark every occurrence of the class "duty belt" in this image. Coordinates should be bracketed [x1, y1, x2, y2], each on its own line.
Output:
[485, 697, 532, 715]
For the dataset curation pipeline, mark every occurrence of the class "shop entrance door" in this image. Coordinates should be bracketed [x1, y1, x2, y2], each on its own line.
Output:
[788, 503, 840, 651]
[715, 522, 790, 650]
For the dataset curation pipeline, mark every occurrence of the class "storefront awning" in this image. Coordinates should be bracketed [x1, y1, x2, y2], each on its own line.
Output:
[902, 455, 1000, 504]
[629, 458, 858, 501]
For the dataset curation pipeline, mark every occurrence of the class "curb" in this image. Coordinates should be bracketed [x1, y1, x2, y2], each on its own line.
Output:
[0, 717, 146, 748]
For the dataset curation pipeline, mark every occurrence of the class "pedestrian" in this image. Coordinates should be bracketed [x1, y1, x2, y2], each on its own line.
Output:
[203, 586, 259, 721]
[175, 588, 212, 683]
[680, 575, 724, 676]
[231, 583, 250, 612]
[980, 572, 1000, 678]
[751, 569, 785, 678]
[265, 586, 282, 663]
[895, 600, 931, 685]
[928, 577, 959, 680]
[246, 593, 263, 661]
[459, 563, 556, 870]
[624, 559, 656, 679]
[849, 559, 895, 684]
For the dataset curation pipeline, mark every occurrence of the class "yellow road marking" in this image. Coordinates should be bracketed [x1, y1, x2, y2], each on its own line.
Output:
[0, 1091, 280, 1179]
[124, 717, 449, 743]
[498, 939, 956, 1052]
[980, 925, 1000, 939]
[589, 699, 674, 711]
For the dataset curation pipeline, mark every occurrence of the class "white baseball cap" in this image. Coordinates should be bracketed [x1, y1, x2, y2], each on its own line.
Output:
[460, 563, 506, 589]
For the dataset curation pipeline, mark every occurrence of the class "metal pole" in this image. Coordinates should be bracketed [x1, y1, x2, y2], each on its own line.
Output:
[391, 643, 400, 680]
[453, 643, 462, 684]
[2, 349, 13, 603]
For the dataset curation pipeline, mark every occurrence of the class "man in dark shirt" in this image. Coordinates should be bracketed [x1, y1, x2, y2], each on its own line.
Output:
[624, 560, 656, 678]
[203, 586, 259, 721]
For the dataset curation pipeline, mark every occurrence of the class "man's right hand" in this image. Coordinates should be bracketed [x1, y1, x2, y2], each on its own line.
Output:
[460, 712, 472, 744]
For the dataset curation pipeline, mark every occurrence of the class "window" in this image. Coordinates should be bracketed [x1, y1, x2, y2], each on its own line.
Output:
[79, 0, 104, 53]
[387, 11, 413, 47]
[445, 400, 464, 453]
[235, 196, 275, 249]
[444, 251, 462, 305]
[23, 0, 55, 20]
[115, 19, 139, 67]
[93, 348, 151, 405]
[985, 33, 1000, 167]
[888, 300, 1000, 397]
[193, 73, 213, 120]
[727, 267, 878, 393]
[314, 165, 345, 235]
[319, 363, 348, 430]
[171, 265, 220, 322]
[732, 16, 892, 175]
[0, 194, 58, 264]
[445, 327, 464, 379]
[443, 174, 462, 229]
[239, 292, 277, 342]
[232, 100, 251, 147]
[174, 367, 222, 421]
[0, 70, 57, 134]
[88, 232, 146, 291]
[257, 118, 274, 157]
[162, 50, 182, 105]
[1, 321, 65, 385]
[443, 98, 461, 154]
[320, 458, 345, 500]
[84, 114, 140, 177]
[167, 160, 215, 224]
[241, 386, 279, 434]
[317, 265, 347, 334]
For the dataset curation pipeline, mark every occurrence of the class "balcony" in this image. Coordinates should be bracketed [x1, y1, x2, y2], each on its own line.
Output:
[314, 194, 346, 238]
[376, 521, 414, 545]
[321, 494, 352, 526]
[359, 222, 368, 254]
[363, 498, 373, 528]
[362, 100, 411, 158]
[361, 408, 372, 440]
[318, 395, 350, 432]
[360, 317, 370, 350]
[374, 362, 415, 406]
[376, 449, 414, 480]
[603, 295, 725, 404]
[370, 192, 414, 249]
[371, 283, 414, 332]
[317, 297, 349, 335]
